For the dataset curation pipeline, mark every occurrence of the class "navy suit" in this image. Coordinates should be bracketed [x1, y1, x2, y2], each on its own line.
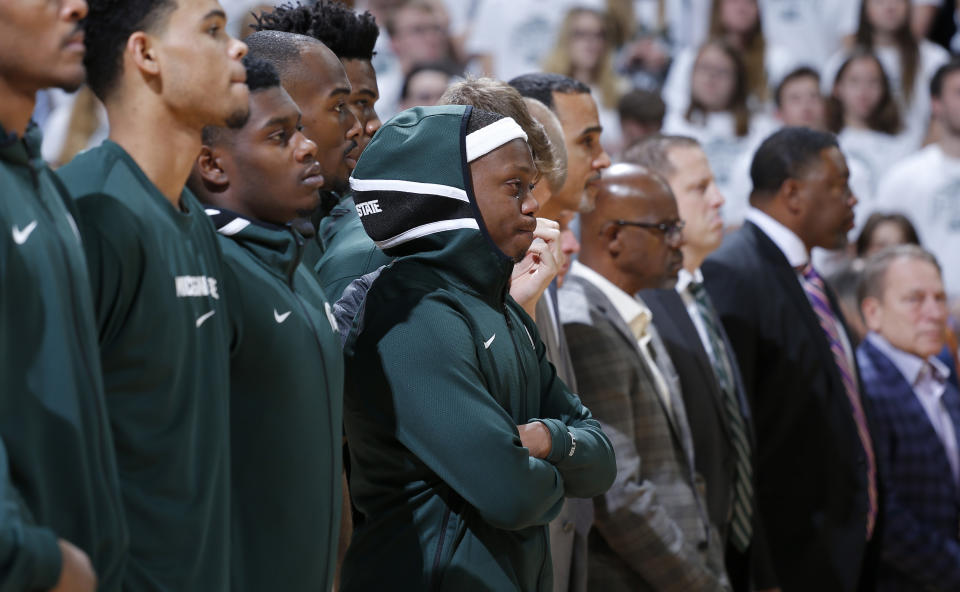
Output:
[858, 338, 960, 591]
[703, 221, 879, 591]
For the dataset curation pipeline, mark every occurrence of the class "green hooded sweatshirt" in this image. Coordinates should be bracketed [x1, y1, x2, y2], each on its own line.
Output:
[313, 193, 392, 300]
[339, 106, 617, 591]
[58, 141, 232, 592]
[0, 123, 127, 591]
[205, 209, 344, 592]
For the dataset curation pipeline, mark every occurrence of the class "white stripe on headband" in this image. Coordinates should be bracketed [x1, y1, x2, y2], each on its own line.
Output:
[465, 117, 528, 163]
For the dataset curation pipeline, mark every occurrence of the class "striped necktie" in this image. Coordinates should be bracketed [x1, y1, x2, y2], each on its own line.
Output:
[800, 264, 878, 539]
[689, 280, 754, 552]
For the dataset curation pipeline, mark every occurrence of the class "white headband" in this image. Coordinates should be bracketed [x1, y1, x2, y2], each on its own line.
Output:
[465, 117, 528, 163]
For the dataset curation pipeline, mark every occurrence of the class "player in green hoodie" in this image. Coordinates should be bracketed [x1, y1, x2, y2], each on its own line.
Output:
[339, 105, 617, 591]
[55, 1, 248, 590]
[0, 1, 127, 591]
[188, 56, 344, 592]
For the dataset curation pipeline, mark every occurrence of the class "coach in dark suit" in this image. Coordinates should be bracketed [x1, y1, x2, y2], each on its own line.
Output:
[702, 128, 879, 592]
[857, 245, 960, 591]
[627, 136, 763, 592]
[561, 164, 728, 591]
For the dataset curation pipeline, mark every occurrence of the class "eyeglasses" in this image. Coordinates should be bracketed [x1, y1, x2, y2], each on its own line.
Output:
[611, 219, 685, 245]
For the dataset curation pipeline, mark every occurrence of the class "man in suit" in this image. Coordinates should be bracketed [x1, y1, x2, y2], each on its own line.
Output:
[626, 135, 765, 592]
[702, 127, 879, 592]
[857, 245, 960, 591]
[560, 163, 729, 591]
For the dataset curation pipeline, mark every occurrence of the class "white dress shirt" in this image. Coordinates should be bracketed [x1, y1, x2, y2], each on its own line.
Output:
[867, 332, 960, 488]
[571, 261, 672, 417]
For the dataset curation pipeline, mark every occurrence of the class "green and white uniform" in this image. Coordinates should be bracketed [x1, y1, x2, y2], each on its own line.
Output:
[206, 209, 344, 592]
[0, 124, 127, 591]
[58, 141, 232, 592]
[340, 106, 617, 591]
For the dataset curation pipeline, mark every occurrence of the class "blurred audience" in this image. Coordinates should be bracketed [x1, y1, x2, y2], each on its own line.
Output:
[396, 60, 460, 111]
[617, 88, 666, 150]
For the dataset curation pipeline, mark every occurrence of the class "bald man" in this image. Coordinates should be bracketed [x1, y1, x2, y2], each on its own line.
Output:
[559, 164, 729, 591]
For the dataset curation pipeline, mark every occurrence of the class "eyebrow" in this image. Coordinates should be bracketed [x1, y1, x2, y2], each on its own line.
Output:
[578, 125, 603, 138]
[261, 112, 298, 130]
[355, 88, 378, 98]
[330, 87, 351, 98]
[203, 9, 227, 21]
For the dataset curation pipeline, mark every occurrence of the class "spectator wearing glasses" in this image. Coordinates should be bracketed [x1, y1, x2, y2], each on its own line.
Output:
[560, 163, 730, 591]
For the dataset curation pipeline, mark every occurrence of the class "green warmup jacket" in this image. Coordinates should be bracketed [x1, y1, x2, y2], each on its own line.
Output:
[0, 124, 127, 591]
[58, 141, 232, 592]
[313, 193, 392, 300]
[206, 208, 344, 592]
[339, 105, 617, 591]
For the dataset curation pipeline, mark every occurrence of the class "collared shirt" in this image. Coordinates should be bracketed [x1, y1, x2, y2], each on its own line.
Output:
[745, 207, 857, 370]
[571, 261, 672, 416]
[676, 268, 718, 363]
[867, 332, 960, 487]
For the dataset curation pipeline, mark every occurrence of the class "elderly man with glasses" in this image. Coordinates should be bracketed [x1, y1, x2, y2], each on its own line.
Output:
[559, 163, 730, 591]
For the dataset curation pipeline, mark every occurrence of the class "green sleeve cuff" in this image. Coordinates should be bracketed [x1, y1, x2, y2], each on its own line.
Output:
[536, 418, 571, 464]
[22, 524, 62, 591]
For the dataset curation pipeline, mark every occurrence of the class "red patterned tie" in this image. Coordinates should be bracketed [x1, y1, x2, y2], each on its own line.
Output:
[801, 264, 877, 539]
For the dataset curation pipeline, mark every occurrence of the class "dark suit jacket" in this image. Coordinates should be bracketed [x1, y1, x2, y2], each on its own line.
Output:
[641, 287, 765, 592]
[858, 338, 960, 591]
[702, 221, 878, 592]
[560, 274, 727, 592]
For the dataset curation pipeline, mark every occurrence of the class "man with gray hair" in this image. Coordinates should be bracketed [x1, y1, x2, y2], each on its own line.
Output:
[626, 135, 763, 592]
[857, 245, 960, 591]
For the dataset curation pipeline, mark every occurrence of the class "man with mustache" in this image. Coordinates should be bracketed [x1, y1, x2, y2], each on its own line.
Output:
[56, 0, 249, 589]
[188, 56, 344, 592]
[559, 163, 729, 591]
[702, 127, 878, 591]
[0, 0, 125, 590]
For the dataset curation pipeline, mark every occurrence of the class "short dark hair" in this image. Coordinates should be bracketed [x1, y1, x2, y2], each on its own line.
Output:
[244, 30, 314, 79]
[855, 212, 920, 257]
[400, 60, 461, 100]
[466, 108, 505, 135]
[774, 66, 820, 109]
[201, 56, 279, 146]
[749, 127, 838, 202]
[617, 89, 665, 125]
[254, 1, 379, 61]
[508, 73, 590, 111]
[858, 244, 941, 304]
[621, 134, 699, 178]
[931, 56, 960, 98]
[83, 0, 177, 99]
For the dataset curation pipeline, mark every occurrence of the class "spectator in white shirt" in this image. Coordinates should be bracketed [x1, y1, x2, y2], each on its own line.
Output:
[663, 40, 776, 207]
[823, 0, 950, 148]
[758, 0, 861, 71]
[543, 7, 631, 155]
[875, 58, 960, 306]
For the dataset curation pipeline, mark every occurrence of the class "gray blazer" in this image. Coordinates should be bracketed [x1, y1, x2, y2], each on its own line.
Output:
[536, 289, 591, 592]
[559, 273, 728, 592]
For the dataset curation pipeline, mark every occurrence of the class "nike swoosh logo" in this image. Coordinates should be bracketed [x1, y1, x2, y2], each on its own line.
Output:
[195, 310, 216, 327]
[12, 221, 37, 245]
[484, 334, 496, 349]
[274, 309, 291, 323]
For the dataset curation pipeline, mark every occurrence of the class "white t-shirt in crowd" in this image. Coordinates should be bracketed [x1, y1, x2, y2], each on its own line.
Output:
[874, 143, 960, 298]
[822, 41, 950, 149]
[663, 109, 778, 205]
[660, 43, 799, 116]
[837, 127, 917, 216]
[759, 0, 861, 71]
[464, 0, 604, 82]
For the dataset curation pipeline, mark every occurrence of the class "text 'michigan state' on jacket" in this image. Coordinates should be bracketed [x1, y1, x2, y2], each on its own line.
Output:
[206, 209, 344, 592]
[336, 105, 617, 591]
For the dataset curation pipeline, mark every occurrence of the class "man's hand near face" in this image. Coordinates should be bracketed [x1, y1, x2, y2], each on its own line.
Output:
[51, 539, 96, 592]
[510, 218, 562, 316]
